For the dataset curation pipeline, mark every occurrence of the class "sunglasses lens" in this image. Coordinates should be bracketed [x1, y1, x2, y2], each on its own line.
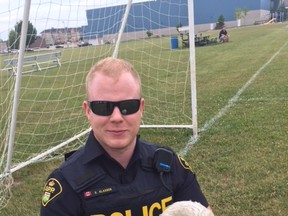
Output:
[118, 100, 140, 115]
[88, 99, 140, 116]
[89, 101, 113, 116]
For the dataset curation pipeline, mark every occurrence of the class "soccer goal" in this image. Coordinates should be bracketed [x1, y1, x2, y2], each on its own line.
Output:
[0, 0, 197, 209]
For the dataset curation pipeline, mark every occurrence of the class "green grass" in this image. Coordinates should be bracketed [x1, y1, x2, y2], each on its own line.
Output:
[1, 23, 288, 215]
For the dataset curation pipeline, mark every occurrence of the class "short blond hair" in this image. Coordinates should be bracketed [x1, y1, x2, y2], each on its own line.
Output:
[85, 57, 142, 98]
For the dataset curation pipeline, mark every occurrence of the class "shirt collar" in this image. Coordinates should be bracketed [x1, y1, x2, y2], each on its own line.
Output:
[82, 130, 106, 164]
[82, 131, 141, 165]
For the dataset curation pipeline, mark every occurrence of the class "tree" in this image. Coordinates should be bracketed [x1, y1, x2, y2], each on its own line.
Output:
[234, 8, 249, 27]
[146, 30, 153, 38]
[176, 23, 183, 33]
[234, 8, 249, 20]
[8, 20, 37, 49]
[216, 15, 225, 29]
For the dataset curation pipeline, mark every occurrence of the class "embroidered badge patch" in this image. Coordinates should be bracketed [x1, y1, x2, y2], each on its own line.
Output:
[42, 178, 62, 207]
[177, 155, 194, 173]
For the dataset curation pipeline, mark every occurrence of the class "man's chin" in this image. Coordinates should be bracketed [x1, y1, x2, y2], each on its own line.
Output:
[109, 140, 135, 151]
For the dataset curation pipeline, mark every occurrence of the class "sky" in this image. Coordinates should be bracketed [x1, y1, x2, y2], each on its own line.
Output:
[0, 0, 148, 41]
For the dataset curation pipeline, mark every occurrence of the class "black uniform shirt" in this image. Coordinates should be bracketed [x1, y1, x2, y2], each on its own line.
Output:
[40, 132, 208, 215]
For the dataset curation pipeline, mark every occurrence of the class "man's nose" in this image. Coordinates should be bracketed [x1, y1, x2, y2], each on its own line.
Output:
[110, 106, 124, 120]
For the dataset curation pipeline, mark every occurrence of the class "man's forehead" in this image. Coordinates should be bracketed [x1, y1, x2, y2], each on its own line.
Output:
[88, 73, 139, 92]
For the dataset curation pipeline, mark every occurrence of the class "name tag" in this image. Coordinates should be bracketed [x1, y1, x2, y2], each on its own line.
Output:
[84, 186, 116, 199]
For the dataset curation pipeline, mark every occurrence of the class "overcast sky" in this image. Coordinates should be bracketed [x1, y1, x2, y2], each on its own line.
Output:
[0, 0, 148, 40]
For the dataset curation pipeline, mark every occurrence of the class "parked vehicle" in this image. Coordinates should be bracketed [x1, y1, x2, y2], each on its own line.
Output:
[77, 41, 92, 47]
[25, 48, 34, 52]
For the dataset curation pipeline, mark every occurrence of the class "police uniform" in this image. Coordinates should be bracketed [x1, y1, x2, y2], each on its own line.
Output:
[40, 131, 208, 216]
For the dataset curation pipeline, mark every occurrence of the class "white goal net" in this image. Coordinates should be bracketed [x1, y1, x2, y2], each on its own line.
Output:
[0, 0, 196, 210]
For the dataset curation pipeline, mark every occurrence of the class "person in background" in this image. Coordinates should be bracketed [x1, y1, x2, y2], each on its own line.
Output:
[40, 57, 212, 216]
[219, 26, 229, 42]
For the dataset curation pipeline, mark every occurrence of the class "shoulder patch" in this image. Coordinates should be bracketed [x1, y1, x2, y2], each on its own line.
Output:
[177, 155, 194, 173]
[42, 178, 63, 207]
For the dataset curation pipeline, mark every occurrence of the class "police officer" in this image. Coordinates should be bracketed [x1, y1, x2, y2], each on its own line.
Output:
[40, 57, 211, 216]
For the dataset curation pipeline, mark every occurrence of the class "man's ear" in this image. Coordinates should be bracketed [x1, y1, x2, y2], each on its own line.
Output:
[83, 101, 90, 117]
[139, 98, 145, 117]
[140, 98, 144, 109]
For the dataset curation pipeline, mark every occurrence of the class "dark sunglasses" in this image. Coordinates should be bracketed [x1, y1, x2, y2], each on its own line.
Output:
[87, 99, 141, 116]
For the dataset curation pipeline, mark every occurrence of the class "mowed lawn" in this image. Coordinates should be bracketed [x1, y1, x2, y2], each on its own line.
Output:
[1, 22, 288, 215]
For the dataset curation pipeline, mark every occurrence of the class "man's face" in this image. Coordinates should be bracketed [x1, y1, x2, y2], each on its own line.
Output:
[83, 72, 144, 153]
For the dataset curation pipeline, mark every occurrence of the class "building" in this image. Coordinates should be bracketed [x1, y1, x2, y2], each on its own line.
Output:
[81, 0, 275, 44]
[40, 27, 82, 46]
[29, 36, 47, 49]
[0, 41, 8, 53]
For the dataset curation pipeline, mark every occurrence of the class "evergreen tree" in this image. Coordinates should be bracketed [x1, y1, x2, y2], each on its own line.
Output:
[216, 15, 225, 29]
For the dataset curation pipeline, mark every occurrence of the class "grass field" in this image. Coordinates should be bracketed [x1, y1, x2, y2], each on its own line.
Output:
[1, 22, 288, 215]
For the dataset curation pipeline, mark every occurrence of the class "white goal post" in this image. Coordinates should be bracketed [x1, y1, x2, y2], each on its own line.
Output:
[0, 0, 197, 210]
